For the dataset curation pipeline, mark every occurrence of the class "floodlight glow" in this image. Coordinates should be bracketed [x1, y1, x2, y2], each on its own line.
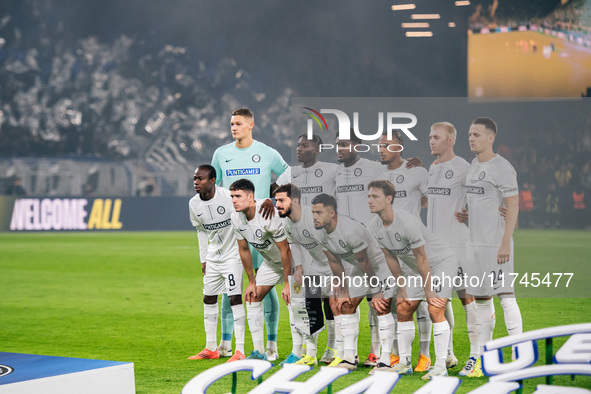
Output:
[401, 23, 430, 28]
[391, 4, 416, 11]
[411, 14, 440, 19]
[405, 31, 433, 37]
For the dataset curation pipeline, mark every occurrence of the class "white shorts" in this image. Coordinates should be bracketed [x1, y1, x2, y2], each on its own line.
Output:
[451, 246, 467, 292]
[465, 244, 515, 296]
[402, 256, 457, 301]
[255, 260, 284, 287]
[203, 259, 243, 297]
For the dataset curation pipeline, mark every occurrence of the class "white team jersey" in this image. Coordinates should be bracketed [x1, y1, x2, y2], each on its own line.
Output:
[368, 209, 456, 273]
[427, 156, 470, 247]
[336, 158, 383, 225]
[189, 186, 238, 264]
[374, 160, 428, 218]
[276, 166, 291, 187]
[312, 215, 387, 274]
[283, 206, 332, 276]
[231, 200, 287, 264]
[276, 161, 338, 206]
[466, 154, 518, 247]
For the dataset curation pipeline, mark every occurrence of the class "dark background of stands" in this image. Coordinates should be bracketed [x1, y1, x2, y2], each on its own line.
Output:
[0, 0, 589, 228]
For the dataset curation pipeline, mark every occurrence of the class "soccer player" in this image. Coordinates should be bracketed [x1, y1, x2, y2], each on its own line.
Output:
[229, 179, 292, 360]
[367, 180, 457, 380]
[464, 117, 522, 377]
[311, 193, 395, 371]
[275, 183, 335, 366]
[375, 131, 432, 372]
[188, 165, 246, 362]
[334, 133, 384, 367]
[211, 108, 288, 360]
[427, 122, 479, 375]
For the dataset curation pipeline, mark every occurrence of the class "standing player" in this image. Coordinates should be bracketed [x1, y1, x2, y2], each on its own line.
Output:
[376, 131, 432, 372]
[188, 165, 246, 362]
[427, 122, 479, 375]
[211, 108, 288, 360]
[367, 180, 456, 379]
[311, 193, 396, 371]
[464, 117, 522, 377]
[229, 179, 292, 360]
[275, 183, 335, 366]
[334, 134, 384, 367]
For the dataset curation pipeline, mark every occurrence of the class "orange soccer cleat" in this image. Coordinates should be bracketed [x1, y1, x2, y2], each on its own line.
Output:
[414, 354, 431, 372]
[227, 350, 245, 363]
[188, 348, 220, 360]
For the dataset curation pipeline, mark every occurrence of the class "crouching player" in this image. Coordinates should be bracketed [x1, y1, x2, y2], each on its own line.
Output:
[188, 165, 246, 362]
[367, 180, 457, 380]
[230, 179, 292, 360]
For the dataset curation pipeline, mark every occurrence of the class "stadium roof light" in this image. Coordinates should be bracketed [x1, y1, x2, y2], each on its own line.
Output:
[411, 14, 441, 19]
[455, 0, 470, 5]
[402, 22, 430, 28]
[405, 31, 433, 37]
[391, 4, 416, 11]
[448, 22, 456, 27]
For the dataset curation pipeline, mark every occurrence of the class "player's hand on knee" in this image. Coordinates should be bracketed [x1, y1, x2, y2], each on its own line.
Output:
[337, 297, 352, 313]
[371, 296, 389, 314]
[427, 296, 447, 309]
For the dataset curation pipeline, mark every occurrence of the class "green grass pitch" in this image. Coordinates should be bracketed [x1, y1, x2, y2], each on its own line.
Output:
[1, 230, 590, 393]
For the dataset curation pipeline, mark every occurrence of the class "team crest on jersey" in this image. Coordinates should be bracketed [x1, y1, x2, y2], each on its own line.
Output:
[445, 170, 453, 179]
[303, 229, 310, 237]
[252, 154, 261, 163]
[396, 175, 404, 184]
[0, 365, 13, 377]
[395, 233, 402, 242]
[255, 229, 263, 238]
[217, 206, 225, 215]
[315, 169, 323, 177]
[339, 240, 347, 248]
[354, 168, 362, 177]
[478, 171, 486, 180]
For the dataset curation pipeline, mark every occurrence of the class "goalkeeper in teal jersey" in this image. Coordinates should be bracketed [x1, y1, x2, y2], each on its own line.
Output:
[211, 107, 288, 360]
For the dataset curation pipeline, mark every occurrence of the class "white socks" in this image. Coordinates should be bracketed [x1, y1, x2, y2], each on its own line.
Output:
[417, 302, 432, 358]
[464, 301, 480, 359]
[288, 305, 304, 357]
[391, 308, 399, 356]
[341, 313, 360, 364]
[305, 336, 318, 358]
[475, 299, 495, 355]
[397, 320, 415, 366]
[204, 303, 218, 351]
[231, 304, 246, 354]
[445, 302, 455, 357]
[433, 321, 451, 369]
[246, 301, 265, 353]
[369, 306, 381, 355]
[377, 314, 394, 365]
[500, 296, 523, 336]
[334, 314, 344, 358]
[326, 319, 336, 350]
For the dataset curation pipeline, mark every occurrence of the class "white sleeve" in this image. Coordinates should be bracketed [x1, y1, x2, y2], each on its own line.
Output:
[418, 168, 429, 196]
[267, 215, 287, 242]
[231, 215, 245, 240]
[406, 217, 426, 250]
[196, 229, 208, 263]
[289, 243, 307, 268]
[496, 163, 519, 198]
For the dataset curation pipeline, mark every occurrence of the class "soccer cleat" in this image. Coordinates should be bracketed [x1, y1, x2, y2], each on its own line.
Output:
[363, 353, 378, 367]
[295, 354, 318, 366]
[459, 357, 478, 377]
[246, 350, 267, 360]
[390, 354, 400, 367]
[227, 350, 245, 363]
[279, 352, 301, 366]
[421, 365, 448, 380]
[319, 347, 336, 365]
[389, 361, 413, 375]
[466, 358, 483, 378]
[335, 359, 357, 370]
[265, 348, 279, 361]
[217, 345, 233, 357]
[414, 354, 431, 372]
[328, 356, 343, 367]
[369, 362, 391, 375]
[446, 355, 458, 369]
[188, 348, 220, 360]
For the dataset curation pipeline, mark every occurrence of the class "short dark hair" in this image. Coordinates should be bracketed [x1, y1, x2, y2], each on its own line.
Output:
[311, 193, 337, 212]
[382, 130, 404, 146]
[298, 133, 323, 147]
[368, 180, 396, 204]
[273, 183, 302, 202]
[197, 164, 216, 180]
[336, 129, 362, 145]
[229, 178, 255, 194]
[232, 108, 254, 119]
[472, 117, 497, 135]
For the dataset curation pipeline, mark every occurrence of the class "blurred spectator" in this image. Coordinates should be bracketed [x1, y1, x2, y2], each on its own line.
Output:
[555, 163, 572, 188]
[5, 177, 27, 195]
[545, 183, 560, 228]
[572, 183, 587, 229]
[518, 181, 534, 228]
